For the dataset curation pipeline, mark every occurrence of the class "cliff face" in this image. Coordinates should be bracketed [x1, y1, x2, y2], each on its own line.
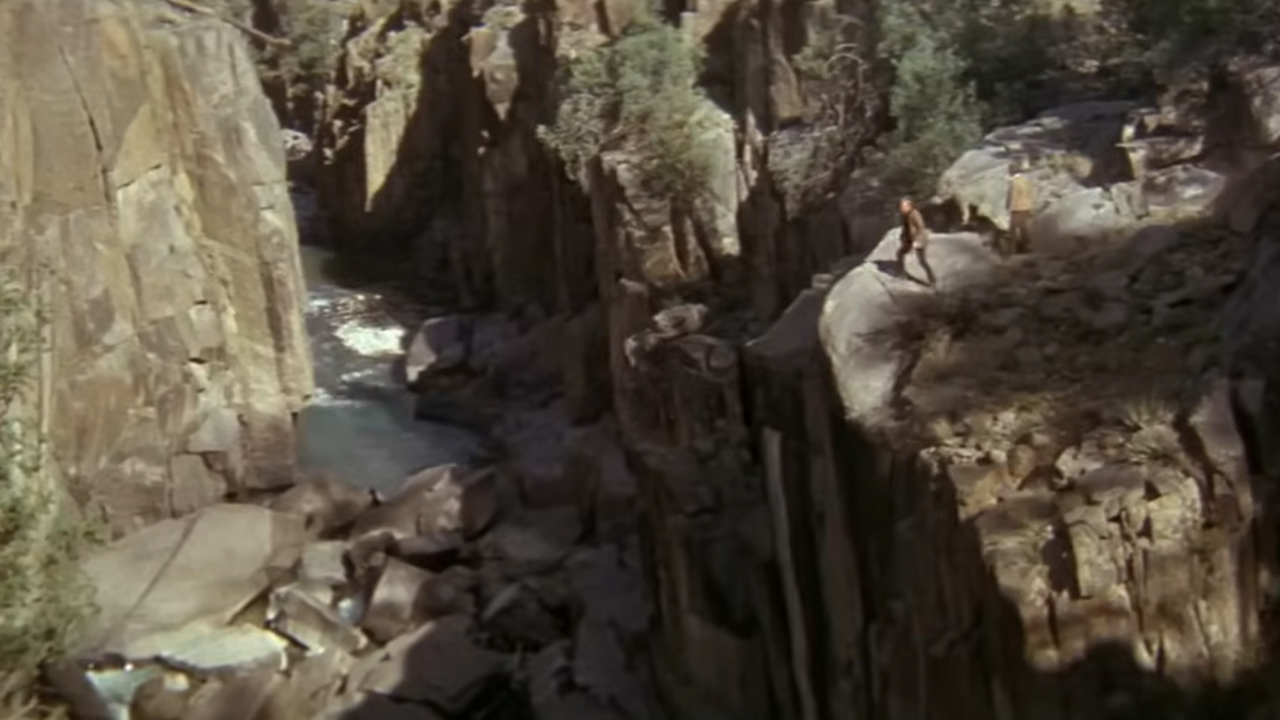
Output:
[310, 0, 1280, 717]
[0, 0, 313, 535]
[316, 0, 862, 317]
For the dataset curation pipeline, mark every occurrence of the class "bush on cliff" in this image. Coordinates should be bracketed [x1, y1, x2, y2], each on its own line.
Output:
[776, 5, 883, 212]
[539, 16, 717, 199]
[1114, 0, 1280, 64]
[877, 0, 984, 199]
[0, 270, 97, 717]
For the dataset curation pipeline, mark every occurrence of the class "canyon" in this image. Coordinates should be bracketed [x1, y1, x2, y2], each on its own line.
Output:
[5, 0, 1280, 719]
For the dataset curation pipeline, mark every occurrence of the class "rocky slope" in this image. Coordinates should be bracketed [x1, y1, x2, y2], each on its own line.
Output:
[0, 0, 313, 534]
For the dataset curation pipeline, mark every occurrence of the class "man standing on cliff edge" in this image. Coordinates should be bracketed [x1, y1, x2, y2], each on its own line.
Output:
[896, 197, 937, 288]
[1006, 159, 1034, 255]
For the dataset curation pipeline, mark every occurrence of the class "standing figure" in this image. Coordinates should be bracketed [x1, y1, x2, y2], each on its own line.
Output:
[1006, 160, 1034, 255]
[896, 197, 937, 287]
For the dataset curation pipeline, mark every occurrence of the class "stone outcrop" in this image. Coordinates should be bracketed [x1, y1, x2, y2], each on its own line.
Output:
[0, 0, 313, 534]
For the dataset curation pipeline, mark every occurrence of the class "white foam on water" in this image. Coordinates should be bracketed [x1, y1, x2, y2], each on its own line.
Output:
[340, 368, 384, 384]
[309, 386, 359, 406]
[308, 294, 338, 312]
[333, 318, 405, 357]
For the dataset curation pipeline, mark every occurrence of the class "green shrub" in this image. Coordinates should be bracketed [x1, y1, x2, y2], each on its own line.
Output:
[878, 4, 984, 199]
[0, 269, 97, 716]
[1119, 0, 1274, 52]
[539, 17, 717, 199]
[266, 0, 344, 81]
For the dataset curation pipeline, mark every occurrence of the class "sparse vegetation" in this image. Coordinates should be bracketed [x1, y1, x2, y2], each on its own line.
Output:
[1115, 0, 1280, 67]
[539, 15, 719, 199]
[876, 0, 984, 199]
[1118, 392, 1177, 431]
[0, 269, 97, 717]
[256, 0, 344, 85]
[205, 0, 345, 129]
[774, 3, 881, 212]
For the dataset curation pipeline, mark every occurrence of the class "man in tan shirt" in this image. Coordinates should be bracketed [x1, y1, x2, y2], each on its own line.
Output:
[896, 197, 936, 287]
[1006, 161, 1034, 255]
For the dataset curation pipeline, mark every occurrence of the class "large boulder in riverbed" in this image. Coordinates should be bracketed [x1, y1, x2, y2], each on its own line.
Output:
[345, 615, 512, 716]
[75, 504, 307, 658]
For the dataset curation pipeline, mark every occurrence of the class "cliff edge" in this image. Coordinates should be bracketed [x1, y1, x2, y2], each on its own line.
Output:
[811, 72, 1280, 717]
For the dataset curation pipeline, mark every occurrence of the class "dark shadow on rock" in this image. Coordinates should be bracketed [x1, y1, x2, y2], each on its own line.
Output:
[329, 444, 642, 719]
[870, 259, 903, 277]
[315, 0, 600, 322]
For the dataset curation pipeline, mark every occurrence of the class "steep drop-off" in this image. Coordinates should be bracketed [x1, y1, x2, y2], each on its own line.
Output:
[309, 1, 1280, 717]
[0, 0, 313, 535]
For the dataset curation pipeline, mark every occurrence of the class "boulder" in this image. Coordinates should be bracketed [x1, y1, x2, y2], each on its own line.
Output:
[936, 101, 1137, 232]
[420, 566, 481, 619]
[131, 671, 196, 720]
[179, 669, 281, 720]
[154, 624, 290, 675]
[361, 558, 438, 643]
[404, 316, 469, 384]
[564, 543, 650, 638]
[268, 583, 368, 654]
[298, 541, 351, 588]
[270, 473, 374, 537]
[350, 464, 497, 543]
[478, 508, 584, 566]
[479, 581, 568, 649]
[76, 504, 306, 658]
[348, 615, 510, 715]
[391, 531, 465, 570]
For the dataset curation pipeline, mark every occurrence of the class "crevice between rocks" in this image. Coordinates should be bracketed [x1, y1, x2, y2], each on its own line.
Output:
[57, 43, 114, 209]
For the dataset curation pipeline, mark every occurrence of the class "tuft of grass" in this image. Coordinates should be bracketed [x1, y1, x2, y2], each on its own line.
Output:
[0, 268, 99, 716]
[1117, 392, 1177, 432]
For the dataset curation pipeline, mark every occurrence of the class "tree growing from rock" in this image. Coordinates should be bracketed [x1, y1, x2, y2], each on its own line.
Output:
[876, 0, 984, 199]
[539, 15, 719, 199]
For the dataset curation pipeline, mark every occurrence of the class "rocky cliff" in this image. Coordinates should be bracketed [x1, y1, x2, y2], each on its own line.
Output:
[0, 0, 313, 535]
[301, 1, 1280, 718]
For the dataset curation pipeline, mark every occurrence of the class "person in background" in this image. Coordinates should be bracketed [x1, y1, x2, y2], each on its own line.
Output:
[896, 197, 937, 288]
[1006, 160, 1034, 255]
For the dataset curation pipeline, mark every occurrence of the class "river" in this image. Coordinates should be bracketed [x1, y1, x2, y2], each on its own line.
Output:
[291, 190, 483, 497]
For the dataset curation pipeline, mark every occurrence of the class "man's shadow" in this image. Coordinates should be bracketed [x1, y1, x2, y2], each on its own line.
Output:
[872, 259, 933, 288]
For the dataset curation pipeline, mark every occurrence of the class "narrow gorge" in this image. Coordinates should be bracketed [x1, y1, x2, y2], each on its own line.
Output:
[6, 0, 1280, 719]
